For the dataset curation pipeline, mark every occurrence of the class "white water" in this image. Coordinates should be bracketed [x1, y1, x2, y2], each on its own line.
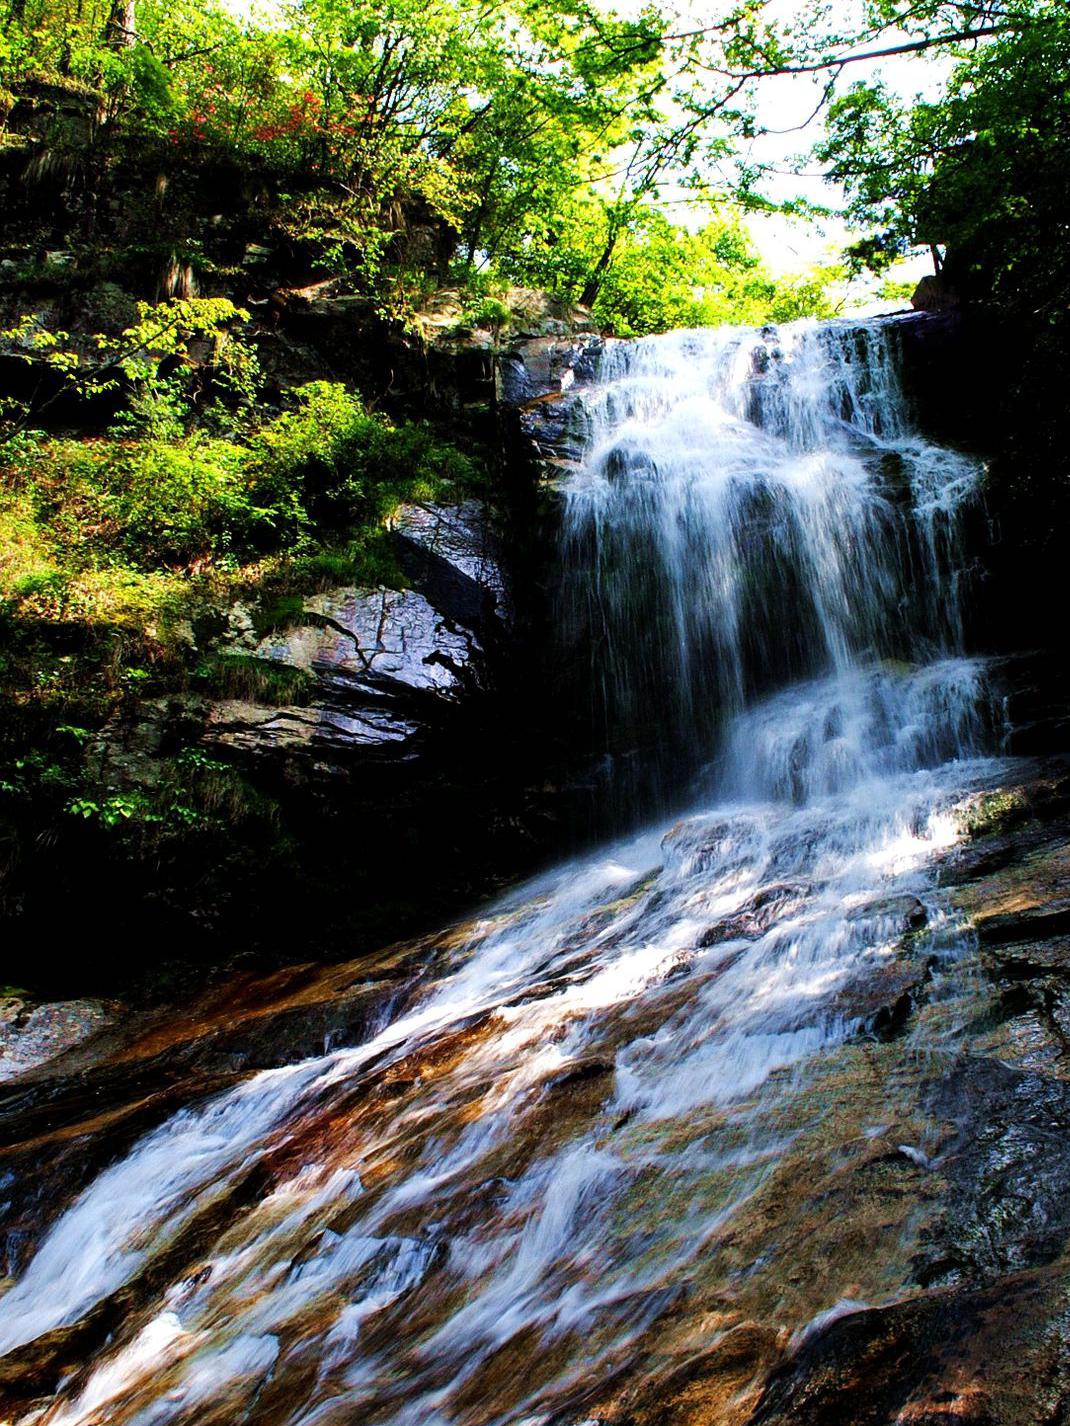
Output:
[0, 320, 1003, 1425]
[559, 322, 984, 811]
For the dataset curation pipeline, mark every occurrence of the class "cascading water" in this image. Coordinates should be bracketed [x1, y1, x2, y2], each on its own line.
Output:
[557, 321, 985, 814]
[0, 320, 1009, 1426]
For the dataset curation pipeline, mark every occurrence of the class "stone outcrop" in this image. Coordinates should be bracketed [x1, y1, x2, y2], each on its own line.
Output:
[496, 329, 605, 481]
[910, 272, 958, 311]
[0, 997, 115, 1082]
[5, 758, 1070, 1422]
[204, 501, 506, 776]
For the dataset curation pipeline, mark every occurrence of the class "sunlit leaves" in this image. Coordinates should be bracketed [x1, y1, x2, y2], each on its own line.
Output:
[817, 2, 1070, 305]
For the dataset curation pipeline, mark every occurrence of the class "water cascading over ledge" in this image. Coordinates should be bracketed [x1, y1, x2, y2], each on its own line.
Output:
[556, 319, 987, 820]
[0, 319, 1037, 1426]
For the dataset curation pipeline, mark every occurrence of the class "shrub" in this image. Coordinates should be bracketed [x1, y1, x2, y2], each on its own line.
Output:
[462, 296, 511, 330]
[0, 379, 484, 659]
[0, 497, 58, 602]
[249, 381, 481, 537]
[193, 653, 315, 706]
[108, 437, 254, 564]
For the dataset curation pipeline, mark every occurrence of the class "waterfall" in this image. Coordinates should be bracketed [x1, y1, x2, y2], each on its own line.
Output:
[558, 320, 985, 815]
[0, 320, 1007, 1426]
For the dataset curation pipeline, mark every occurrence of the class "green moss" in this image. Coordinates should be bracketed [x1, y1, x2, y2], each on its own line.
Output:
[957, 788, 1031, 840]
[249, 591, 306, 638]
[193, 652, 314, 706]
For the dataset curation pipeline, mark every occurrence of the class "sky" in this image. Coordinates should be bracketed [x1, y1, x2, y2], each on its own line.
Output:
[741, 49, 951, 277]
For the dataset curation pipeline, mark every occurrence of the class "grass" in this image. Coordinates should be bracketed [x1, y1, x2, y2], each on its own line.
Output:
[0, 495, 60, 599]
[193, 652, 315, 706]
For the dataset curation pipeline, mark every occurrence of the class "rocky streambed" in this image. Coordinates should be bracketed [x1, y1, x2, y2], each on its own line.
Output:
[1, 755, 1069, 1422]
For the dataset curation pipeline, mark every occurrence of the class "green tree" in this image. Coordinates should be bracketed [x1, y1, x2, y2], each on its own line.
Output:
[817, 2, 1070, 308]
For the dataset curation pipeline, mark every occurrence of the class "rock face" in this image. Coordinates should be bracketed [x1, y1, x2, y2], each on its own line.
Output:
[205, 501, 505, 775]
[0, 998, 115, 1082]
[892, 310, 1069, 664]
[730, 761, 1070, 1426]
[910, 272, 958, 311]
[48, 492, 540, 985]
[496, 330, 605, 479]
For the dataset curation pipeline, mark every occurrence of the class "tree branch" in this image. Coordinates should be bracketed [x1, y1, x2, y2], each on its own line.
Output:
[695, 20, 1041, 85]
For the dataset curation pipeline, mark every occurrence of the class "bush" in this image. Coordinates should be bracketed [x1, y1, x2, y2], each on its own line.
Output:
[249, 381, 481, 537]
[193, 653, 315, 706]
[23, 434, 254, 568]
[0, 372, 486, 693]
[109, 437, 255, 564]
[10, 377, 482, 583]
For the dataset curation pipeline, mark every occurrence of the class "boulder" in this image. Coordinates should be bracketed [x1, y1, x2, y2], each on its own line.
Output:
[0, 998, 114, 1082]
[496, 332, 606, 481]
[204, 500, 508, 776]
[911, 273, 959, 311]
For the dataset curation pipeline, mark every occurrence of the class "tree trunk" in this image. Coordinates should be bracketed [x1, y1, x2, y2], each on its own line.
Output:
[580, 228, 620, 308]
[104, 0, 136, 49]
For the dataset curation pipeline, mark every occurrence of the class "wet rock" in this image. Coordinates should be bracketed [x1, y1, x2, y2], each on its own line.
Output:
[699, 883, 810, 946]
[602, 1318, 783, 1426]
[392, 499, 509, 623]
[918, 1056, 1070, 1284]
[983, 934, 1070, 982]
[496, 333, 605, 479]
[868, 985, 920, 1040]
[496, 333, 604, 408]
[976, 901, 1070, 946]
[953, 841, 1070, 948]
[0, 999, 114, 1082]
[5, 761, 1070, 1424]
[546, 1058, 615, 1093]
[751, 1285, 1017, 1425]
[846, 893, 928, 932]
[204, 500, 508, 774]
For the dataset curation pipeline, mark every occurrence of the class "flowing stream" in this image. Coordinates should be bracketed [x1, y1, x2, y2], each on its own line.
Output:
[0, 320, 1009, 1425]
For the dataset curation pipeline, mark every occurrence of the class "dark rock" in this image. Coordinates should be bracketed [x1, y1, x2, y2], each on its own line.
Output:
[204, 500, 508, 776]
[918, 1056, 1070, 1283]
[495, 333, 605, 482]
[869, 987, 918, 1041]
[976, 903, 1070, 946]
[495, 332, 605, 409]
[752, 1279, 1046, 1426]
[699, 882, 810, 946]
[983, 935, 1070, 982]
[392, 499, 509, 624]
[911, 273, 959, 311]
[546, 1058, 614, 1092]
[847, 893, 929, 932]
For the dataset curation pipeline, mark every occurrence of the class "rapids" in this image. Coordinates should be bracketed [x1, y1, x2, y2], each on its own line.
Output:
[0, 320, 1014, 1425]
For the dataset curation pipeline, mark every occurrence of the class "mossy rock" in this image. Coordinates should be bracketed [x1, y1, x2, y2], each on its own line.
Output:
[957, 788, 1031, 840]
